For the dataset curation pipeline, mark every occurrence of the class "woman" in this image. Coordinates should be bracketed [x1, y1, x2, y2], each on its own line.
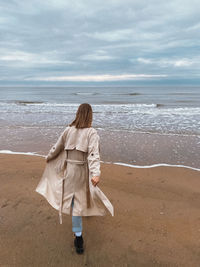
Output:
[35, 103, 114, 254]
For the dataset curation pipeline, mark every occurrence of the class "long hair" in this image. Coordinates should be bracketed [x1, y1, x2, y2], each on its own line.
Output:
[69, 103, 93, 128]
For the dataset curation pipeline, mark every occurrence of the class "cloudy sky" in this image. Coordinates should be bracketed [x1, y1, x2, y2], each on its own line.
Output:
[0, 0, 200, 85]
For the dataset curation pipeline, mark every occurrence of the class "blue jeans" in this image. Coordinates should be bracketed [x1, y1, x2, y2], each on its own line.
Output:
[71, 196, 82, 233]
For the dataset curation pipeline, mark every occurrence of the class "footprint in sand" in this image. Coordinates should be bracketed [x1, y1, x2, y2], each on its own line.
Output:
[1, 199, 10, 208]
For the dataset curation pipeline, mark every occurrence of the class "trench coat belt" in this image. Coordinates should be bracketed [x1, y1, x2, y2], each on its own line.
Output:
[58, 158, 90, 224]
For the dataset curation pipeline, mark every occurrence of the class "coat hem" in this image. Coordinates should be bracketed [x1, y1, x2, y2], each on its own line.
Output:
[35, 188, 113, 217]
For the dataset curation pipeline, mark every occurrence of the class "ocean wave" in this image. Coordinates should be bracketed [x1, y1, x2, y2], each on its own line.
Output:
[175, 100, 196, 103]
[14, 100, 44, 105]
[168, 92, 200, 95]
[104, 161, 200, 172]
[0, 101, 158, 108]
[1, 101, 200, 112]
[0, 101, 79, 107]
[1, 101, 200, 117]
[71, 92, 142, 96]
[0, 150, 43, 157]
[121, 92, 141, 96]
[72, 92, 100, 95]
[108, 92, 141, 96]
[0, 101, 199, 136]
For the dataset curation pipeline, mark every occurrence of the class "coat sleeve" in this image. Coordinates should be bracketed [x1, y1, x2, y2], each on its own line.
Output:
[87, 129, 101, 177]
[46, 127, 68, 161]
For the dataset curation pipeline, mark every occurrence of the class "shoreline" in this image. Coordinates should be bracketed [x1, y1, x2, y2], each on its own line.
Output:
[0, 150, 200, 172]
[0, 127, 199, 169]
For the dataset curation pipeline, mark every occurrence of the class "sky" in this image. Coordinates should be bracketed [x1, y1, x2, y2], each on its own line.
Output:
[0, 0, 200, 86]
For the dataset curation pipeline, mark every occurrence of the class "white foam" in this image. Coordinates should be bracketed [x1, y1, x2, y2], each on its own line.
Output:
[0, 150, 199, 172]
[0, 150, 45, 157]
[101, 161, 200, 172]
[96, 127, 200, 137]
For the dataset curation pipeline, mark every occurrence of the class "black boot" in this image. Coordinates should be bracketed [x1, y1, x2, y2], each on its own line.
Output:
[74, 234, 84, 254]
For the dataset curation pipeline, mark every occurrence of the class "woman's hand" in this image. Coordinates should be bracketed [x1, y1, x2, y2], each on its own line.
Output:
[45, 156, 50, 163]
[91, 176, 100, 187]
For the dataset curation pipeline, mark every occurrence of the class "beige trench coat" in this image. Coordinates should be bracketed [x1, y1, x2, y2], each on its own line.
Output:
[35, 125, 114, 224]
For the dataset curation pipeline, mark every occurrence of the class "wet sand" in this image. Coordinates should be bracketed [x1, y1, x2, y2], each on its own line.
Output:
[0, 126, 199, 169]
[0, 154, 200, 266]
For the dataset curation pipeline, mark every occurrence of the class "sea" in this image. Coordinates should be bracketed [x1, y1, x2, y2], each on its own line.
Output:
[0, 86, 200, 170]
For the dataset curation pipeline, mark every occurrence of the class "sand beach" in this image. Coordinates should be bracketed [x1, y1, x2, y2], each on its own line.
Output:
[0, 153, 200, 266]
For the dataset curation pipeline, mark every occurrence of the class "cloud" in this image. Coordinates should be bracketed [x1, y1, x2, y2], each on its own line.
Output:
[173, 59, 193, 67]
[80, 50, 114, 61]
[24, 73, 167, 82]
[0, 50, 74, 67]
[136, 57, 197, 67]
[0, 0, 200, 84]
[85, 29, 133, 42]
[137, 58, 152, 64]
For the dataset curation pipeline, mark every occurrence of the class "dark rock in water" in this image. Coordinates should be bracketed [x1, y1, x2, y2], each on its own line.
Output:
[156, 103, 165, 108]
[128, 93, 141, 96]
[15, 100, 44, 105]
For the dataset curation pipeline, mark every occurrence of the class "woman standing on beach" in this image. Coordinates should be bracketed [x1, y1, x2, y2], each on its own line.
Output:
[35, 103, 114, 254]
